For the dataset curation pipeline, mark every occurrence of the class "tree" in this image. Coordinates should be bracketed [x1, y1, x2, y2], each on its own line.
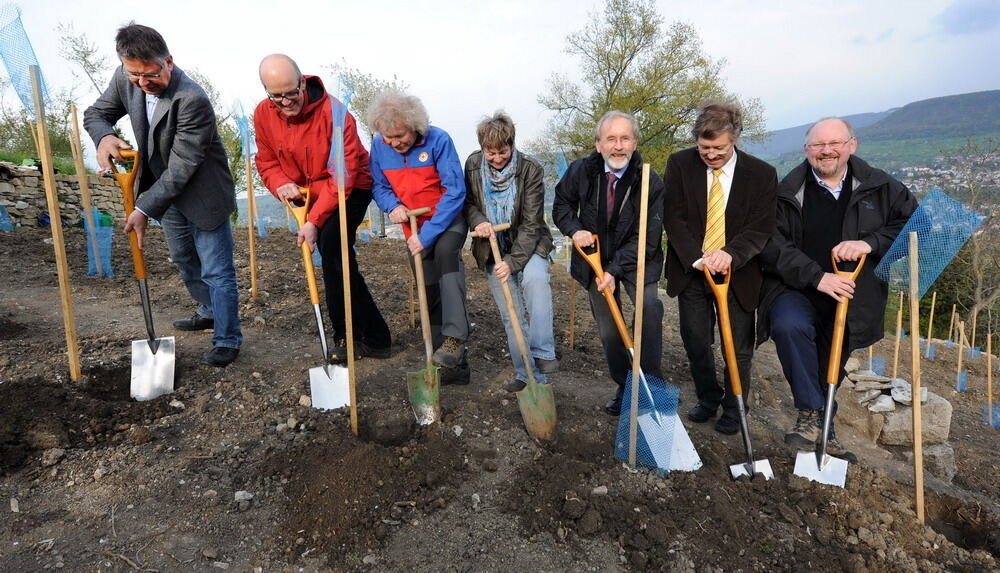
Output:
[323, 61, 409, 139]
[536, 0, 766, 167]
[185, 69, 244, 193]
[57, 23, 111, 95]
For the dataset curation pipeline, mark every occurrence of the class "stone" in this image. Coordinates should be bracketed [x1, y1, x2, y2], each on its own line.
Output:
[849, 370, 891, 382]
[234, 490, 254, 502]
[129, 426, 154, 445]
[903, 442, 956, 483]
[202, 547, 219, 559]
[845, 357, 861, 373]
[40, 448, 65, 467]
[880, 391, 951, 446]
[590, 485, 609, 496]
[890, 379, 927, 406]
[868, 395, 896, 413]
[169, 399, 185, 409]
[854, 381, 894, 391]
[858, 389, 882, 404]
[298, 394, 312, 407]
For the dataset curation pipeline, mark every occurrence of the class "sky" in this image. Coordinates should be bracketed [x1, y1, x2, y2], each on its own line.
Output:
[9, 0, 1000, 163]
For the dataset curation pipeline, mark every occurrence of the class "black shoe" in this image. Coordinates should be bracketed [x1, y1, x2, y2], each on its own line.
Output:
[687, 404, 718, 423]
[714, 412, 740, 435]
[202, 346, 239, 367]
[504, 379, 527, 393]
[603, 390, 624, 416]
[535, 357, 559, 374]
[440, 357, 470, 386]
[174, 314, 214, 331]
[358, 341, 392, 359]
[329, 339, 351, 364]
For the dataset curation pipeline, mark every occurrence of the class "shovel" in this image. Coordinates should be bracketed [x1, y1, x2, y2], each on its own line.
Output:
[704, 267, 774, 480]
[111, 148, 175, 401]
[281, 188, 349, 410]
[574, 236, 702, 472]
[406, 207, 440, 425]
[474, 223, 556, 442]
[793, 253, 866, 487]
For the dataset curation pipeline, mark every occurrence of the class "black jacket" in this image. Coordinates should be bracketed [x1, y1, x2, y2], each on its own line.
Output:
[553, 150, 664, 287]
[663, 147, 777, 311]
[464, 151, 553, 272]
[757, 155, 918, 349]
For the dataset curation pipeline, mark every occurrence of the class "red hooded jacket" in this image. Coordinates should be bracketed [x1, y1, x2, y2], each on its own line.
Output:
[254, 75, 373, 227]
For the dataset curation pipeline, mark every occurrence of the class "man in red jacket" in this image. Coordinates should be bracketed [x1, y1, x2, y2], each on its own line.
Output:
[255, 54, 390, 360]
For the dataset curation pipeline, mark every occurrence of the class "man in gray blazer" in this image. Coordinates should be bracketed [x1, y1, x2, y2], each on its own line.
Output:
[85, 23, 242, 367]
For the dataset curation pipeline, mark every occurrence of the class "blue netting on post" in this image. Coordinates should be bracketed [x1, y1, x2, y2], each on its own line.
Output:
[874, 189, 984, 298]
[614, 373, 681, 475]
[872, 356, 886, 376]
[83, 208, 114, 277]
[0, 4, 47, 116]
[985, 404, 1000, 428]
[955, 371, 967, 392]
[0, 204, 13, 230]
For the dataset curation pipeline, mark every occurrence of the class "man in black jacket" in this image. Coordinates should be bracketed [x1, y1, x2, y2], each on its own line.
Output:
[553, 111, 664, 416]
[758, 117, 917, 462]
[663, 103, 777, 435]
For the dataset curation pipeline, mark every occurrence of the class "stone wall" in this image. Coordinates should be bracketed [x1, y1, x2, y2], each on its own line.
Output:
[0, 164, 125, 228]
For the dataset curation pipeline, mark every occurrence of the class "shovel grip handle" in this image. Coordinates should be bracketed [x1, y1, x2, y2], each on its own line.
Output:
[826, 254, 867, 386]
[469, 222, 511, 238]
[111, 149, 148, 280]
[281, 187, 311, 227]
[281, 188, 320, 304]
[704, 267, 743, 397]
[573, 235, 634, 350]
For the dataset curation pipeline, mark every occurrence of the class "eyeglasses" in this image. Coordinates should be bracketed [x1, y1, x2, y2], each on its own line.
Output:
[124, 69, 162, 80]
[266, 88, 301, 103]
[805, 138, 854, 151]
[601, 135, 634, 146]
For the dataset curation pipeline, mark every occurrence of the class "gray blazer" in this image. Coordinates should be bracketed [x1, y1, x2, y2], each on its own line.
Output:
[84, 66, 235, 231]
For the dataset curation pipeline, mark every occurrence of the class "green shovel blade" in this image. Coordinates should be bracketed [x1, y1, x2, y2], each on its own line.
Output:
[516, 380, 557, 442]
[407, 365, 440, 425]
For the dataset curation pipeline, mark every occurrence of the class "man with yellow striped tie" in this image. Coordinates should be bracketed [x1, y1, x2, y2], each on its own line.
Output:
[663, 103, 777, 435]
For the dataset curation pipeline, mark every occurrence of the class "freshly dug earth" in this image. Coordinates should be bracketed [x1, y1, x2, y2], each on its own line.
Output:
[0, 227, 998, 571]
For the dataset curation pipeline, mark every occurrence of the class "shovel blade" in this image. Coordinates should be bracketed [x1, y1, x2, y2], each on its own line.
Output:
[130, 336, 175, 401]
[407, 366, 440, 425]
[793, 449, 848, 488]
[730, 459, 775, 481]
[516, 380, 557, 442]
[309, 364, 350, 410]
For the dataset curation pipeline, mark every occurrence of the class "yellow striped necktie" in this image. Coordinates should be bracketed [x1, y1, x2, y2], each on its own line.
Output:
[703, 168, 725, 252]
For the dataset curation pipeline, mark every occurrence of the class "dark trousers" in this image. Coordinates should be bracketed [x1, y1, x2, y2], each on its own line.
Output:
[769, 290, 850, 411]
[677, 278, 754, 413]
[407, 217, 470, 349]
[318, 188, 391, 348]
[587, 278, 663, 391]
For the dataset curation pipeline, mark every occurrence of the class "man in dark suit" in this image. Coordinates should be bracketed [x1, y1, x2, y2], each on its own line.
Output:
[663, 103, 777, 434]
[553, 110, 665, 416]
[85, 23, 241, 367]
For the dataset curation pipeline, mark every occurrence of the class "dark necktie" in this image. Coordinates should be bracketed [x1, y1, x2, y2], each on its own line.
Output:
[606, 172, 618, 222]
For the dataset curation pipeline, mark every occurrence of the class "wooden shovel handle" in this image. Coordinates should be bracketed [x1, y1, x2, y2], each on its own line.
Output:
[485, 225, 536, 383]
[469, 222, 511, 238]
[573, 235, 634, 349]
[704, 267, 743, 396]
[407, 207, 434, 366]
[109, 149, 148, 280]
[826, 254, 867, 386]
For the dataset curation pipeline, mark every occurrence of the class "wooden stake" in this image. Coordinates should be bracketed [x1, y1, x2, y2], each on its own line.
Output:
[245, 156, 259, 298]
[868, 345, 874, 372]
[907, 232, 924, 524]
[892, 291, 903, 379]
[924, 291, 936, 358]
[68, 104, 103, 278]
[956, 320, 966, 383]
[988, 331, 993, 427]
[970, 311, 978, 350]
[31, 67, 81, 381]
[567, 275, 577, 348]
[333, 126, 358, 436]
[628, 164, 650, 467]
[947, 304, 956, 341]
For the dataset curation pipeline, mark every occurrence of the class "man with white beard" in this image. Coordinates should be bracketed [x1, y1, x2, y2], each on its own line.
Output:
[553, 111, 665, 415]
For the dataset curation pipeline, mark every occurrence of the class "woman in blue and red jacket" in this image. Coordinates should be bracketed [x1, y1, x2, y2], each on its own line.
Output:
[368, 91, 470, 370]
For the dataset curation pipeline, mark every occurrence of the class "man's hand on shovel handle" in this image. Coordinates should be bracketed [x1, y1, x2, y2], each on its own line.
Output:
[407, 234, 424, 255]
[389, 205, 408, 224]
[124, 209, 148, 250]
[474, 221, 494, 238]
[95, 134, 130, 172]
[596, 272, 616, 294]
[297, 221, 318, 252]
[572, 230, 594, 249]
[817, 272, 855, 302]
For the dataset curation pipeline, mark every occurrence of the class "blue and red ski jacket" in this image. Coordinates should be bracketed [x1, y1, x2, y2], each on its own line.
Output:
[370, 125, 466, 249]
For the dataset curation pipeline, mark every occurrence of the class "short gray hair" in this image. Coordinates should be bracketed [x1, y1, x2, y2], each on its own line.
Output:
[594, 110, 640, 142]
[804, 117, 855, 142]
[367, 90, 430, 137]
[115, 22, 170, 64]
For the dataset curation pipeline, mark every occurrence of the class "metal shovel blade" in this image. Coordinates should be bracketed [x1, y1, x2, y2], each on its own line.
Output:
[516, 380, 557, 442]
[793, 449, 848, 488]
[407, 366, 440, 426]
[309, 363, 350, 410]
[730, 459, 775, 481]
[130, 336, 175, 401]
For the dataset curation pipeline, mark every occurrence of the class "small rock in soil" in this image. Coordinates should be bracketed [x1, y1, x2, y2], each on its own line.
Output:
[591, 485, 608, 496]
[234, 490, 254, 502]
[202, 547, 219, 559]
[129, 426, 154, 445]
[298, 394, 311, 407]
[40, 448, 65, 467]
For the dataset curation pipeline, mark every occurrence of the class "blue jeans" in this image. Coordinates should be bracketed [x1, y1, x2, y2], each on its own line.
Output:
[486, 254, 555, 383]
[160, 206, 242, 349]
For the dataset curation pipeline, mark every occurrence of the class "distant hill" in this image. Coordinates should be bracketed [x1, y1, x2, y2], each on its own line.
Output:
[751, 90, 1000, 175]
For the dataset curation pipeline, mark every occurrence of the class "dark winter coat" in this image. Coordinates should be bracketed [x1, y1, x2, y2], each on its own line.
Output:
[757, 155, 918, 350]
[464, 151, 553, 273]
[552, 150, 664, 287]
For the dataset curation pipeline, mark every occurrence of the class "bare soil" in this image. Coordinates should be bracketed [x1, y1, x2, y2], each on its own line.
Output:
[0, 226, 997, 572]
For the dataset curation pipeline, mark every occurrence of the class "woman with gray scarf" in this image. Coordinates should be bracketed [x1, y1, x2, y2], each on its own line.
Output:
[465, 112, 557, 392]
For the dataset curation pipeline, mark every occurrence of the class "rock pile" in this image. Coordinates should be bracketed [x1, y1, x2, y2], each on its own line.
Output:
[0, 163, 124, 228]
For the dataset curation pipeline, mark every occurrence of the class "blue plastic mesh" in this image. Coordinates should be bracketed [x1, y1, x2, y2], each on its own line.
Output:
[82, 208, 113, 277]
[925, 344, 936, 360]
[874, 189, 984, 299]
[871, 356, 886, 376]
[986, 404, 1000, 428]
[0, 4, 47, 116]
[966, 347, 982, 360]
[0, 204, 13, 230]
[614, 371, 680, 475]
[554, 152, 569, 178]
[955, 371, 967, 392]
